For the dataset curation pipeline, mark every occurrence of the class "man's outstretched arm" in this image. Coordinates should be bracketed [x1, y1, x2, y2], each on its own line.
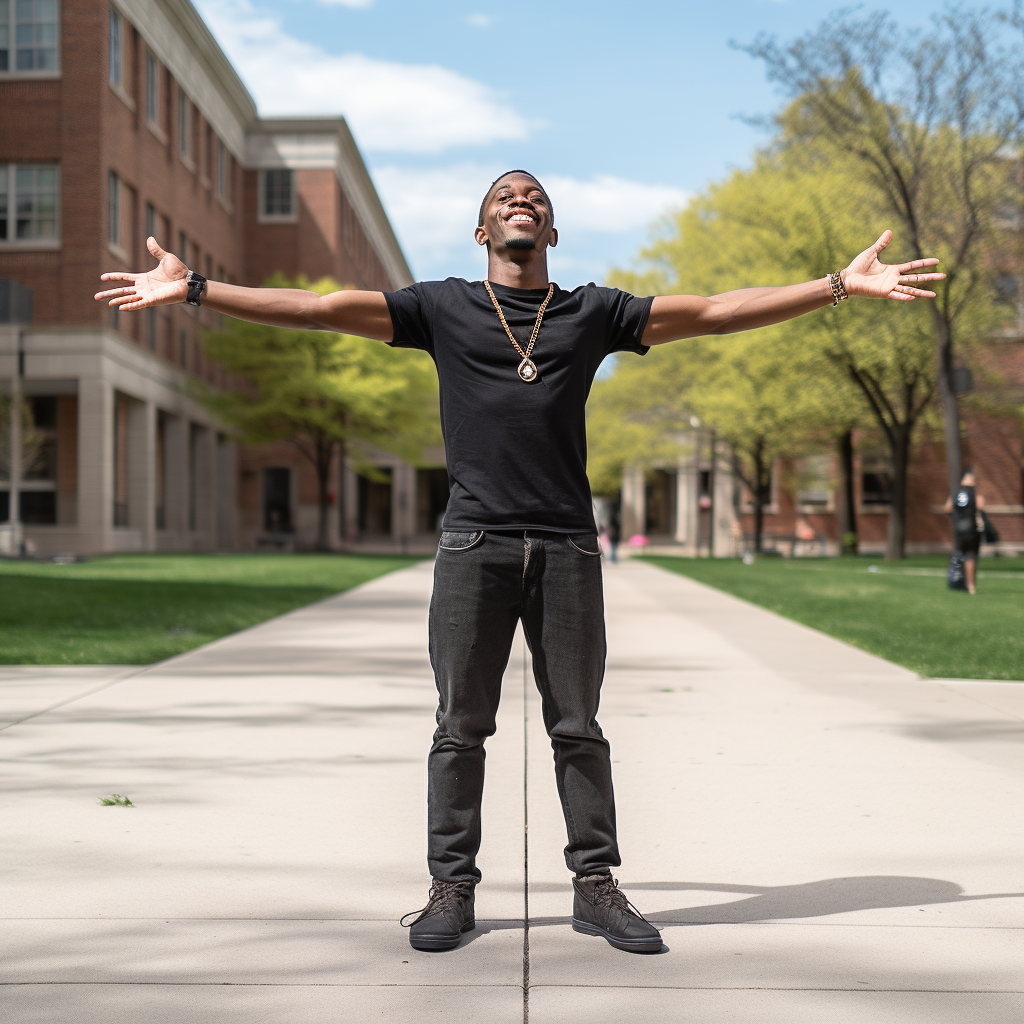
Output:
[641, 231, 945, 346]
[94, 238, 394, 342]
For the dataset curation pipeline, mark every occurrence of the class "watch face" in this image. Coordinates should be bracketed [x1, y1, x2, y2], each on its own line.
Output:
[956, 491, 969, 506]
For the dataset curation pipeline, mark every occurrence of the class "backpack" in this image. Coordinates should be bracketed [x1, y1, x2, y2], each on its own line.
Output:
[947, 552, 968, 591]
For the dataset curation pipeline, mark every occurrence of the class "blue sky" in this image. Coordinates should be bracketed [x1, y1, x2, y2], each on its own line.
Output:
[194, 0, 944, 286]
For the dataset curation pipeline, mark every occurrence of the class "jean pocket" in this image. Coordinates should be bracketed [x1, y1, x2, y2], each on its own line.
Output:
[567, 533, 602, 556]
[438, 530, 485, 552]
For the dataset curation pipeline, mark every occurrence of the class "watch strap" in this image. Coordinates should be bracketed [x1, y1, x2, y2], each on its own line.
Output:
[185, 270, 207, 307]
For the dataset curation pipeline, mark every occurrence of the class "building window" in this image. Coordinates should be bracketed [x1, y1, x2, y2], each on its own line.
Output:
[108, 171, 119, 246]
[146, 306, 157, 351]
[177, 231, 188, 267]
[0, 163, 60, 243]
[1, 0, 59, 73]
[259, 168, 295, 220]
[145, 47, 158, 123]
[177, 88, 190, 158]
[861, 463, 893, 506]
[144, 201, 155, 240]
[108, 5, 120, 85]
[795, 454, 833, 510]
[216, 139, 226, 198]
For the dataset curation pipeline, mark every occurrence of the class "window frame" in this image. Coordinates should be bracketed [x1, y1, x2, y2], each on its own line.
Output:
[0, 0, 62, 80]
[0, 162, 61, 249]
[108, 5, 120, 87]
[145, 46, 159, 125]
[258, 168, 298, 223]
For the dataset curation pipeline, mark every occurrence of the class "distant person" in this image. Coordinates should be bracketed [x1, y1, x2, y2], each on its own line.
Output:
[96, 169, 944, 956]
[607, 509, 621, 563]
[943, 468, 986, 595]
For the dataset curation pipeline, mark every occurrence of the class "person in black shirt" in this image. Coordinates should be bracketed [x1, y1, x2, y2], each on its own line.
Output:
[943, 468, 987, 594]
[96, 169, 945, 955]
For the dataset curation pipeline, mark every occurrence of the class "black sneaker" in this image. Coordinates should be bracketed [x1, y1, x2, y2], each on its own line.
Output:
[572, 874, 662, 953]
[401, 879, 476, 951]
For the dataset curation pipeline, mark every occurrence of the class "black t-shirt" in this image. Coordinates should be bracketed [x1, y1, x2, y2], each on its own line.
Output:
[952, 484, 978, 535]
[384, 278, 653, 532]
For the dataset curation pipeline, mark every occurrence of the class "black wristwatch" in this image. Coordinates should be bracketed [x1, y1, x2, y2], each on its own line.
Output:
[185, 270, 207, 307]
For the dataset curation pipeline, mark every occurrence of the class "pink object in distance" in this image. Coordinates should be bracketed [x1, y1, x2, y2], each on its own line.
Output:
[628, 534, 649, 547]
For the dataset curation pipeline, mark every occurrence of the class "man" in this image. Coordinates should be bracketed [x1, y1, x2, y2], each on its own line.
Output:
[96, 170, 944, 954]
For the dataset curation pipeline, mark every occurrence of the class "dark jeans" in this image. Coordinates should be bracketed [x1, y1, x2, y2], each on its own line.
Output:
[427, 529, 619, 883]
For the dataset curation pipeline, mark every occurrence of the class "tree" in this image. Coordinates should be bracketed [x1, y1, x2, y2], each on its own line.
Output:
[198, 276, 438, 550]
[607, 144, 961, 558]
[740, 4, 1024, 511]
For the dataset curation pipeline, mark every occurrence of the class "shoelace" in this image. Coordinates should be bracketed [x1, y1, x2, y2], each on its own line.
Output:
[400, 879, 474, 927]
[591, 876, 652, 922]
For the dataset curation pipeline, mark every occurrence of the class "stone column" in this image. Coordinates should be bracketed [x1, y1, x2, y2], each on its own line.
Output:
[392, 462, 415, 546]
[163, 414, 189, 541]
[620, 465, 646, 540]
[675, 451, 698, 553]
[77, 377, 114, 552]
[713, 450, 739, 558]
[216, 435, 237, 550]
[127, 398, 156, 549]
[192, 425, 216, 546]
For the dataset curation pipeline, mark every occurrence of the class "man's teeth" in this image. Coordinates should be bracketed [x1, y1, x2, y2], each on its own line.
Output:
[510, 215, 534, 223]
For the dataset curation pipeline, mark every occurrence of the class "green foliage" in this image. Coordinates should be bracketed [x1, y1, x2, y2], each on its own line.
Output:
[98, 794, 134, 807]
[200, 275, 439, 464]
[0, 553, 421, 664]
[646, 554, 1024, 680]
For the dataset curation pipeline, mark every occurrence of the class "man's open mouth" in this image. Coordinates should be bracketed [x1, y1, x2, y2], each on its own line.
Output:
[507, 213, 536, 225]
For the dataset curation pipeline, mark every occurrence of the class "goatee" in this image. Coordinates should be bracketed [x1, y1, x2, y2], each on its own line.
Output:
[505, 236, 536, 251]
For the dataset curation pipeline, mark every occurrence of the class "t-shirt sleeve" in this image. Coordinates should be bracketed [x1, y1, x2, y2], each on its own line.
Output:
[383, 281, 436, 356]
[601, 287, 654, 357]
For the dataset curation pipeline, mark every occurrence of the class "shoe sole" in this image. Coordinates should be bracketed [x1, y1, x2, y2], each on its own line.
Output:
[409, 919, 475, 952]
[572, 918, 662, 953]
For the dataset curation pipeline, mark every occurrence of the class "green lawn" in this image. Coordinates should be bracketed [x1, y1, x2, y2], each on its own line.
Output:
[0, 553, 421, 665]
[643, 554, 1024, 680]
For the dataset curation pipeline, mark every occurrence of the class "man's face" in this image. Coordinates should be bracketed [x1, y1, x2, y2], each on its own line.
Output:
[475, 174, 557, 254]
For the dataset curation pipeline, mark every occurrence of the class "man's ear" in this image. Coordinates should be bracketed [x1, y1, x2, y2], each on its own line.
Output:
[548, 227, 558, 249]
[474, 225, 489, 248]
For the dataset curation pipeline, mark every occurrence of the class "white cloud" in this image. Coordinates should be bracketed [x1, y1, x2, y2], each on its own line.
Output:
[543, 175, 690, 235]
[466, 13, 491, 27]
[194, 0, 531, 153]
[371, 164, 691, 282]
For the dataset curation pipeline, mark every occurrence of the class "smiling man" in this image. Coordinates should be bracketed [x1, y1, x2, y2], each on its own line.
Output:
[96, 169, 943, 955]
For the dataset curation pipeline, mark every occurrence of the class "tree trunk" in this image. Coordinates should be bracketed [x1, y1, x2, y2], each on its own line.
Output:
[337, 438, 349, 548]
[315, 439, 334, 552]
[931, 309, 963, 526]
[752, 443, 766, 554]
[838, 429, 857, 554]
[885, 424, 911, 561]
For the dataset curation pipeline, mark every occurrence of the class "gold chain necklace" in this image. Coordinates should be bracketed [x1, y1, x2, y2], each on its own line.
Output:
[484, 280, 554, 383]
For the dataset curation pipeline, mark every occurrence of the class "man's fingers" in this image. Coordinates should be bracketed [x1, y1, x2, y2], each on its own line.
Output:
[94, 286, 134, 300]
[147, 236, 168, 260]
[898, 258, 941, 272]
[99, 272, 137, 282]
[873, 229, 893, 253]
[899, 273, 945, 284]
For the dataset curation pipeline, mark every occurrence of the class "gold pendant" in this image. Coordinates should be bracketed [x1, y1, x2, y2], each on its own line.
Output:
[518, 357, 538, 382]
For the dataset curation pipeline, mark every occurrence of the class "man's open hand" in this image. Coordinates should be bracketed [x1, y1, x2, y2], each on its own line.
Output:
[842, 230, 945, 302]
[94, 237, 188, 311]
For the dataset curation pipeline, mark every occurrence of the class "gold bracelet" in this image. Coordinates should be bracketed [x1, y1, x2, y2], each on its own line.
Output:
[828, 270, 849, 306]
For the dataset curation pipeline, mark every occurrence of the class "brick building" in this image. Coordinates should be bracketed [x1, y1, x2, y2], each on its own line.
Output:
[0, 0, 441, 557]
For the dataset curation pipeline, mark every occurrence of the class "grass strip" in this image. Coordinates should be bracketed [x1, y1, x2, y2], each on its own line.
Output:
[0, 553, 421, 665]
[643, 554, 1024, 681]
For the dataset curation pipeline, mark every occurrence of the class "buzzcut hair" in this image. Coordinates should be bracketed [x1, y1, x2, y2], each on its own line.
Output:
[478, 170, 554, 227]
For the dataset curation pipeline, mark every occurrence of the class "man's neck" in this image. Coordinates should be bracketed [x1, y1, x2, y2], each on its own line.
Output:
[486, 251, 550, 290]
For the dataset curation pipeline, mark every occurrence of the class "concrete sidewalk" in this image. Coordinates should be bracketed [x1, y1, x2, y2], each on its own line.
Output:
[2, 559, 1023, 1022]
